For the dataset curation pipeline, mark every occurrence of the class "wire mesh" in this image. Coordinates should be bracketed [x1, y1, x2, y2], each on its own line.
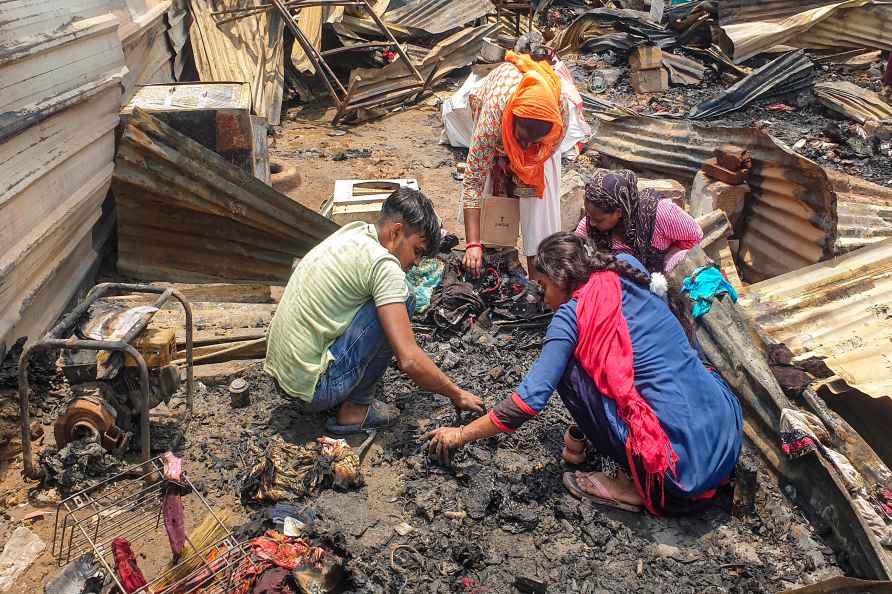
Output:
[51, 455, 258, 593]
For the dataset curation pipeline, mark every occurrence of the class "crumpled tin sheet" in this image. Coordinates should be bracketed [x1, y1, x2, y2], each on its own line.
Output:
[724, 0, 892, 64]
[814, 81, 892, 124]
[717, 0, 843, 24]
[739, 238, 892, 399]
[383, 0, 495, 35]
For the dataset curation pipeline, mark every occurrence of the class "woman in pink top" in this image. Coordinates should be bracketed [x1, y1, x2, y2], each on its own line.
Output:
[574, 169, 703, 273]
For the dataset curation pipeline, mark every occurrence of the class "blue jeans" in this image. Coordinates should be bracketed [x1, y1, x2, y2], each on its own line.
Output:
[304, 296, 415, 413]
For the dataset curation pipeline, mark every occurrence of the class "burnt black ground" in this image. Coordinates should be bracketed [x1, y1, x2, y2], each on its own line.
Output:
[161, 325, 842, 594]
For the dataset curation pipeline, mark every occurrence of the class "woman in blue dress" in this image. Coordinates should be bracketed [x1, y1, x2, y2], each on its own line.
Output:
[427, 232, 742, 515]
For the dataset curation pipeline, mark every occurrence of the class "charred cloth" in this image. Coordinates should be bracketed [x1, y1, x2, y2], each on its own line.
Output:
[240, 436, 364, 504]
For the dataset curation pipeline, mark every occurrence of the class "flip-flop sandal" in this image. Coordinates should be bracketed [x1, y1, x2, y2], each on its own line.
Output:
[325, 401, 398, 435]
[562, 471, 644, 513]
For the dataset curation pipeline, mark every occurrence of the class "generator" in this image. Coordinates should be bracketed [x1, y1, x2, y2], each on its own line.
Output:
[18, 283, 194, 479]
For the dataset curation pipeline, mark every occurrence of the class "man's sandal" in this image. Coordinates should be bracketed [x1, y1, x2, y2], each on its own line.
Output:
[325, 400, 398, 435]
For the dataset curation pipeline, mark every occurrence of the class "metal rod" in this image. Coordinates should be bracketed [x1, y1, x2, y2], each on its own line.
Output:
[321, 41, 394, 57]
[413, 57, 442, 104]
[273, 0, 347, 104]
[333, 74, 361, 124]
[362, 0, 424, 81]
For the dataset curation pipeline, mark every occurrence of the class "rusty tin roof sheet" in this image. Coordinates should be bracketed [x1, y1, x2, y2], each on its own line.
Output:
[724, 0, 892, 63]
[717, 0, 843, 24]
[814, 81, 892, 124]
[739, 238, 892, 399]
[828, 170, 892, 254]
[384, 0, 496, 35]
[113, 108, 338, 284]
[589, 116, 837, 282]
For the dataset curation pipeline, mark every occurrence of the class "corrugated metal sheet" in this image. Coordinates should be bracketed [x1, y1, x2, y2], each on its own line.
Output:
[112, 108, 338, 283]
[724, 0, 892, 63]
[553, 8, 677, 53]
[190, 0, 285, 124]
[0, 2, 127, 354]
[689, 50, 815, 119]
[814, 81, 892, 124]
[384, 0, 495, 35]
[717, 0, 842, 25]
[589, 117, 837, 282]
[347, 23, 500, 108]
[800, 2, 892, 52]
[117, 1, 178, 103]
[828, 170, 892, 254]
[739, 238, 892, 399]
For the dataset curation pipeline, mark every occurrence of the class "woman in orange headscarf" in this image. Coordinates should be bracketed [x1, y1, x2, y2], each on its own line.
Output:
[460, 46, 568, 280]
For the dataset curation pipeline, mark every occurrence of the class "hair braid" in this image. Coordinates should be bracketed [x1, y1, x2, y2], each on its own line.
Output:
[535, 232, 651, 294]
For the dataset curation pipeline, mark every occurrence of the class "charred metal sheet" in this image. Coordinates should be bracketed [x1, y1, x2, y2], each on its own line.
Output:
[725, 1, 892, 64]
[589, 117, 837, 282]
[552, 8, 677, 54]
[829, 170, 892, 254]
[815, 81, 892, 125]
[383, 0, 496, 35]
[669, 246, 892, 580]
[190, 0, 285, 124]
[689, 50, 814, 119]
[112, 109, 338, 284]
[739, 239, 892, 399]
[662, 52, 707, 86]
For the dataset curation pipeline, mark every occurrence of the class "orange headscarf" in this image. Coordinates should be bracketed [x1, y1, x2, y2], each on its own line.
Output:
[501, 51, 564, 198]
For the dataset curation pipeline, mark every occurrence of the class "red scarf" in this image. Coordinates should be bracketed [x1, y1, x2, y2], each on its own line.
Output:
[573, 271, 678, 515]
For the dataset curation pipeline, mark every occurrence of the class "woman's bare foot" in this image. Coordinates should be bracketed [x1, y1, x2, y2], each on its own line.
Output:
[575, 471, 644, 507]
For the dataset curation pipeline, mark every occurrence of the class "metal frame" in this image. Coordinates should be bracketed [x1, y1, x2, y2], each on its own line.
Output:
[52, 455, 259, 594]
[494, 0, 533, 35]
[19, 283, 194, 479]
[213, 0, 439, 123]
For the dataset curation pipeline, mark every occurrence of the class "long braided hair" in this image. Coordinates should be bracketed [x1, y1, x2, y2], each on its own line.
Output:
[535, 232, 651, 295]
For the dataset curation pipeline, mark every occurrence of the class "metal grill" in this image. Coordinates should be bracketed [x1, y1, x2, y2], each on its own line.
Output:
[52, 456, 260, 594]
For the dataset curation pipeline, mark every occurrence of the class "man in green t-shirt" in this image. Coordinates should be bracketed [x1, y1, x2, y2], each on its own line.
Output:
[265, 188, 484, 434]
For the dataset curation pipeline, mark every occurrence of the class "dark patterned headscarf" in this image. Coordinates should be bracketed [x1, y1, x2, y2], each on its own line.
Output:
[584, 169, 665, 272]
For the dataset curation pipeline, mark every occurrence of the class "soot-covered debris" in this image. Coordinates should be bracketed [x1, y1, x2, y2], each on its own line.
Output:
[39, 437, 123, 492]
[165, 325, 842, 594]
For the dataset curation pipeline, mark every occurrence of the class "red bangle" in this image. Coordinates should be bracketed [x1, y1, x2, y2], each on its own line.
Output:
[465, 242, 483, 250]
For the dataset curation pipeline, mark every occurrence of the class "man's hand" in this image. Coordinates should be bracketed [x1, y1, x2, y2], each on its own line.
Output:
[452, 389, 484, 414]
[463, 246, 484, 278]
[425, 426, 465, 464]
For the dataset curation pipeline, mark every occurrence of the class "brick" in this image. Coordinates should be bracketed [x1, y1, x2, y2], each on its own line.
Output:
[630, 46, 663, 71]
[714, 145, 752, 171]
[689, 170, 749, 227]
[630, 68, 669, 94]
[701, 158, 748, 185]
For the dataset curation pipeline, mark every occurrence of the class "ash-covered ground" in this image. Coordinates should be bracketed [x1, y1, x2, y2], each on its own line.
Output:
[169, 326, 841, 594]
[566, 51, 892, 185]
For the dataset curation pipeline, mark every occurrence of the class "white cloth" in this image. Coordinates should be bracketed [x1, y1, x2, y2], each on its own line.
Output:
[520, 152, 561, 256]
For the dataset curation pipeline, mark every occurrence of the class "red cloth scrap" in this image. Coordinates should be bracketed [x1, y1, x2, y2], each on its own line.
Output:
[112, 538, 147, 593]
